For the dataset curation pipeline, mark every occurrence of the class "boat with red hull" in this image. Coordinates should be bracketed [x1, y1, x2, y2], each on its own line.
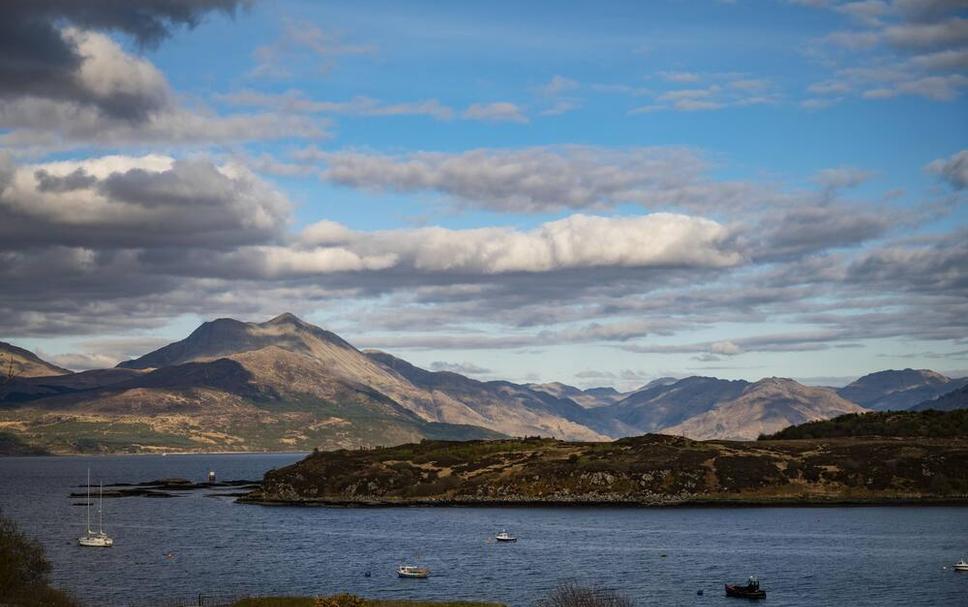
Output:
[725, 576, 766, 599]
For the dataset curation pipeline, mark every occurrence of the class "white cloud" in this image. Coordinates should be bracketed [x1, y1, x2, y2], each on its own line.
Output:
[926, 149, 968, 189]
[462, 102, 529, 123]
[290, 213, 744, 276]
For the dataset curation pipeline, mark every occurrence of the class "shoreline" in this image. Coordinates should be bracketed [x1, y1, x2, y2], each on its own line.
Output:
[238, 495, 968, 508]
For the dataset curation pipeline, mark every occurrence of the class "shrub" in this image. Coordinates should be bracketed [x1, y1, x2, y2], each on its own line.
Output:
[0, 510, 78, 607]
[535, 581, 634, 607]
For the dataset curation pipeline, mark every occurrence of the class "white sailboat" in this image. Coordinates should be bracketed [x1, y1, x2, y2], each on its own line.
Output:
[78, 470, 113, 547]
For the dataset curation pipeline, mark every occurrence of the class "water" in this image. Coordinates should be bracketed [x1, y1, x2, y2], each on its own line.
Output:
[1, 454, 966, 607]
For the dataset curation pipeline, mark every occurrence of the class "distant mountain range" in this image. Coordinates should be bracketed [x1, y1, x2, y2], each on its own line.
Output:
[835, 369, 968, 411]
[0, 315, 965, 453]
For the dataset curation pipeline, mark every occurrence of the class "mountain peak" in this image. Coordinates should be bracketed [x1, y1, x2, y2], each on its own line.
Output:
[837, 368, 956, 410]
[266, 312, 305, 326]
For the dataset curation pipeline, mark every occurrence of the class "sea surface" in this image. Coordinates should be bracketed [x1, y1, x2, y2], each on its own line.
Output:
[1, 453, 966, 607]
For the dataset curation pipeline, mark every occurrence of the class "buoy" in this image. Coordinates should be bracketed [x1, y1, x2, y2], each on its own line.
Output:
[364, 571, 371, 578]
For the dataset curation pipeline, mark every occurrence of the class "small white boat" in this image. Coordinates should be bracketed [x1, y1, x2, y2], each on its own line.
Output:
[495, 529, 517, 542]
[78, 471, 113, 548]
[397, 565, 430, 579]
[954, 559, 968, 572]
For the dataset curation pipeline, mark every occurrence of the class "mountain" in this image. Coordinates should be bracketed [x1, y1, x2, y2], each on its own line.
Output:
[526, 382, 625, 408]
[0, 314, 610, 453]
[0, 314, 901, 453]
[601, 376, 751, 433]
[836, 369, 968, 411]
[0, 342, 71, 379]
[661, 378, 868, 440]
[368, 353, 608, 440]
[911, 383, 968, 411]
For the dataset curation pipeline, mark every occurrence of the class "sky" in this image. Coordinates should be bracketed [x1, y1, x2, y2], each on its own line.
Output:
[1, 0, 966, 390]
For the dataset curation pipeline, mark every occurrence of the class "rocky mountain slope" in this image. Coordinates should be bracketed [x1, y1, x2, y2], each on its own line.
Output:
[836, 369, 968, 411]
[243, 433, 968, 506]
[0, 342, 71, 379]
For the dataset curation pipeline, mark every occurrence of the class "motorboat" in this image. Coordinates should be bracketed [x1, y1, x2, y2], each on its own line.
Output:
[725, 576, 765, 599]
[495, 529, 517, 542]
[78, 471, 113, 548]
[397, 565, 430, 579]
[954, 559, 968, 572]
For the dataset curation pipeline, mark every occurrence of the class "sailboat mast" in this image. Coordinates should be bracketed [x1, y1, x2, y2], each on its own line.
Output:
[98, 482, 103, 534]
[86, 468, 91, 534]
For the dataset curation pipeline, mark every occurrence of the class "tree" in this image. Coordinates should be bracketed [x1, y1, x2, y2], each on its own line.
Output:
[0, 510, 77, 606]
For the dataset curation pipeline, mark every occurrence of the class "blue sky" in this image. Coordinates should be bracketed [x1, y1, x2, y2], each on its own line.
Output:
[1, 0, 966, 388]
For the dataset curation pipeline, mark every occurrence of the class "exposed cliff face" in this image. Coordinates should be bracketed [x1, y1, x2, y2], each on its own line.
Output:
[245, 434, 968, 506]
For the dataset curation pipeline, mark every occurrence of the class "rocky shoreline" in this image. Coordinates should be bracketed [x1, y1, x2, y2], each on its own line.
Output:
[238, 494, 968, 507]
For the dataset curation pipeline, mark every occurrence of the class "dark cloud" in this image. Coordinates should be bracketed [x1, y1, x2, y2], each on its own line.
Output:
[35, 168, 97, 192]
[0, 156, 289, 250]
[0, 0, 246, 119]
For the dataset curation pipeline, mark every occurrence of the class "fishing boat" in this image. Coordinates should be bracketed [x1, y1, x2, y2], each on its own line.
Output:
[78, 471, 113, 548]
[954, 559, 968, 572]
[725, 576, 765, 599]
[495, 530, 517, 542]
[397, 565, 430, 579]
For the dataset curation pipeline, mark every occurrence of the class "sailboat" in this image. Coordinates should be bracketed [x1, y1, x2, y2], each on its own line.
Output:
[78, 470, 113, 547]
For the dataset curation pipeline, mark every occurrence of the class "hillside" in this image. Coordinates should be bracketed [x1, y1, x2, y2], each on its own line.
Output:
[243, 433, 968, 506]
[761, 409, 968, 440]
[0, 342, 71, 379]
[660, 378, 867, 440]
[911, 384, 968, 411]
[836, 369, 967, 410]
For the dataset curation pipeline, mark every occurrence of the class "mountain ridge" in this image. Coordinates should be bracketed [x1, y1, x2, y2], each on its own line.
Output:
[836, 368, 968, 411]
[0, 314, 954, 453]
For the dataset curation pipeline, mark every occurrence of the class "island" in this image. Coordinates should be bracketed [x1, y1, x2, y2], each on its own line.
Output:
[242, 411, 968, 506]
